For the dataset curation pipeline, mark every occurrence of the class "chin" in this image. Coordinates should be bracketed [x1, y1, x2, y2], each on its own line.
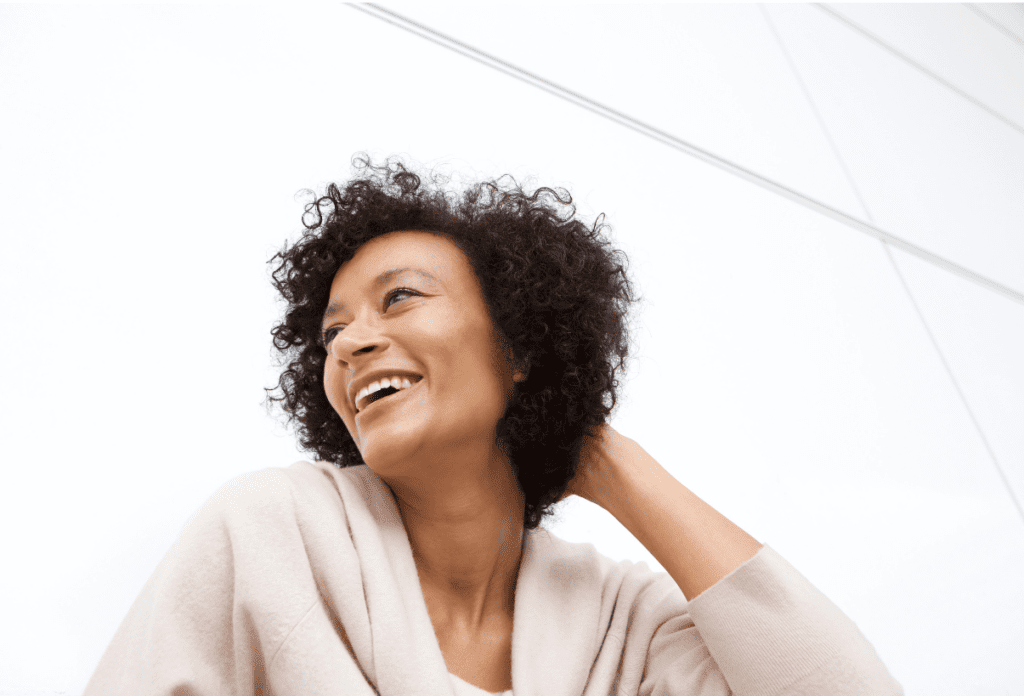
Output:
[353, 413, 429, 476]
[352, 399, 504, 477]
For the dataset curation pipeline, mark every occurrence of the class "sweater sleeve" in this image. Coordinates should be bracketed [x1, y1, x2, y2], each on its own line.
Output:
[82, 468, 369, 696]
[83, 473, 271, 696]
[642, 545, 903, 696]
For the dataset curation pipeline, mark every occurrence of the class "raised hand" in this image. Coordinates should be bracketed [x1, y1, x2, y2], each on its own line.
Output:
[563, 423, 762, 601]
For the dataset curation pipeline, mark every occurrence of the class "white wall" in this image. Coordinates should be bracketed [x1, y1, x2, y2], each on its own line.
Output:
[0, 4, 1021, 694]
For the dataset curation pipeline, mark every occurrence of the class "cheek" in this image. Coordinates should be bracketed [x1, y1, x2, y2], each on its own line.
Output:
[323, 363, 351, 421]
[452, 328, 514, 410]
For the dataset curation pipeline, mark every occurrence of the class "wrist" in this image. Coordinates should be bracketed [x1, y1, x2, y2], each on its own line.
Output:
[584, 434, 659, 518]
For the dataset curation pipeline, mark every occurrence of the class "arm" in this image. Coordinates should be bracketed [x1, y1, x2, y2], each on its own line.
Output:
[566, 424, 762, 601]
[568, 424, 904, 696]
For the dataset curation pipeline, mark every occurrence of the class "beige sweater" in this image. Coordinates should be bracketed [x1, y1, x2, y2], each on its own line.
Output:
[84, 461, 903, 696]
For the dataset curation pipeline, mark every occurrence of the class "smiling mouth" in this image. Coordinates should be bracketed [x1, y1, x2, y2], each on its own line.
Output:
[360, 387, 399, 412]
[355, 377, 422, 414]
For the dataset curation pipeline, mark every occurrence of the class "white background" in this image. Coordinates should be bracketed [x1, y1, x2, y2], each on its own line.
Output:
[1, 3, 1022, 694]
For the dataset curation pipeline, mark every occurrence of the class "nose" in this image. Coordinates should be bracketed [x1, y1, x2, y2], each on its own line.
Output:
[327, 322, 392, 365]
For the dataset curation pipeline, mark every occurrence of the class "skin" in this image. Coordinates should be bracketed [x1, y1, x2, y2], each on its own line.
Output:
[322, 230, 763, 692]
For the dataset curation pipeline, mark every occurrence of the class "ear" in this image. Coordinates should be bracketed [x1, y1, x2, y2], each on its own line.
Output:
[494, 329, 530, 384]
[512, 353, 531, 383]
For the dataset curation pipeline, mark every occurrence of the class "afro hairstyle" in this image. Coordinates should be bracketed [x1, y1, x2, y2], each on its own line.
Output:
[266, 156, 638, 529]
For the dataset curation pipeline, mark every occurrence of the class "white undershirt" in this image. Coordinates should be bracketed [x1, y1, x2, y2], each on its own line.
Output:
[448, 672, 513, 696]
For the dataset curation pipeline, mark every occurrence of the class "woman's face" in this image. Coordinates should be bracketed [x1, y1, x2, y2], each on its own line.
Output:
[321, 230, 520, 477]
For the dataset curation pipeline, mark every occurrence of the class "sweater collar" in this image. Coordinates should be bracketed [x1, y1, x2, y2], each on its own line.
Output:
[338, 465, 607, 696]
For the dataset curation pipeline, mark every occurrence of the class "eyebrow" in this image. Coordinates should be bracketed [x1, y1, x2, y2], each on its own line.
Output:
[321, 267, 440, 325]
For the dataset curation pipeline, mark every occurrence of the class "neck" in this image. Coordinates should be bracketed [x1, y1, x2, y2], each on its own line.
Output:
[384, 445, 526, 629]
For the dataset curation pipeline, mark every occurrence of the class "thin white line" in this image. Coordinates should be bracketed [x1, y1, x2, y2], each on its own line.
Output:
[762, 4, 1024, 527]
[881, 243, 1024, 527]
[816, 4, 1024, 137]
[964, 3, 1024, 49]
[349, 3, 1024, 308]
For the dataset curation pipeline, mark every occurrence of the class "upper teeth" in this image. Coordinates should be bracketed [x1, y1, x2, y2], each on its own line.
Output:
[355, 376, 418, 411]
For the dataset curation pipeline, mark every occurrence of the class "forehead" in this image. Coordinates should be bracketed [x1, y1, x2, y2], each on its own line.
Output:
[328, 230, 477, 298]
[341, 230, 465, 274]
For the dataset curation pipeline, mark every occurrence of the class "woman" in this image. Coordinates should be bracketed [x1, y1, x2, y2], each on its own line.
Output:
[85, 157, 903, 695]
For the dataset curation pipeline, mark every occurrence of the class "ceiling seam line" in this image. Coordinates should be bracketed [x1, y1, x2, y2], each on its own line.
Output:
[762, 4, 1024, 528]
[758, 5, 876, 222]
[814, 4, 1024, 137]
[962, 4, 1024, 49]
[879, 243, 1024, 527]
[348, 2, 1024, 308]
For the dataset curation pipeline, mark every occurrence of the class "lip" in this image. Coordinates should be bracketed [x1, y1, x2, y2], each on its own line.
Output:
[349, 371, 423, 412]
[354, 378, 422, 419]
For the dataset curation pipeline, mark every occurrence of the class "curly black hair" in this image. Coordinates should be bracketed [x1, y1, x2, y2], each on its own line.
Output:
[266, 156, 638, 529]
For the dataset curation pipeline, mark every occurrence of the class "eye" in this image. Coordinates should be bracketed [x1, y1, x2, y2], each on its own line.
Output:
[320, 288, 420, 349]
[385, 287, 420, 309]
[320, 325, 344, 349]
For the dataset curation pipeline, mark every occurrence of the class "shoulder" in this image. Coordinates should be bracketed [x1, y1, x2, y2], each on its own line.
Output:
[524, 528, 610, 587]
[170, 462, 391, 592]
[192, 462, 383, 534]
[514, 527, 689, 683]
[524, 527, 682, 614]
[529, 527, 673, 585]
